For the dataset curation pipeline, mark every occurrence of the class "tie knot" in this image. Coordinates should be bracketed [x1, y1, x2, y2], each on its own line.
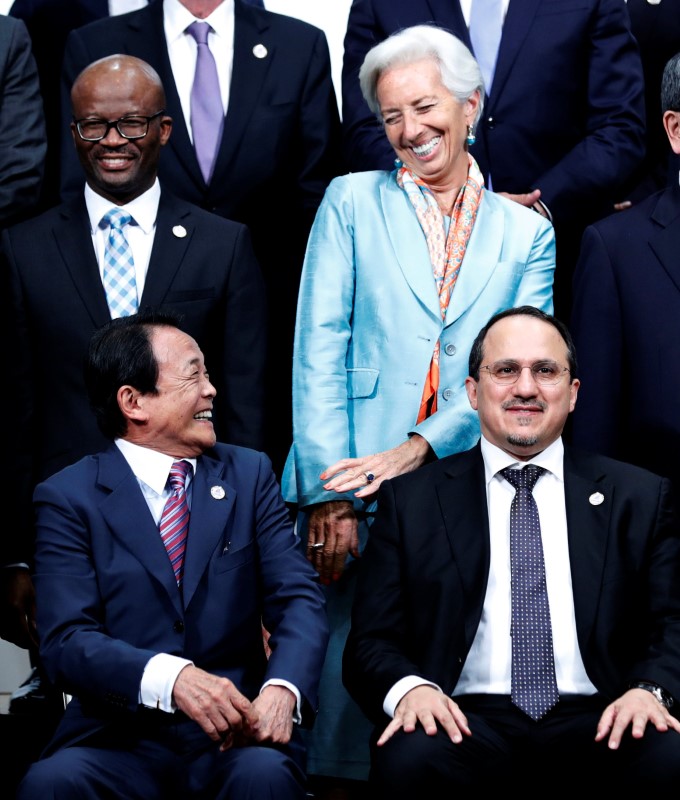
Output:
[187, 20, 211, 45]
[500, 464, 545, 493]
[102, 208, 132, 230]
[168, 460, 191, 492]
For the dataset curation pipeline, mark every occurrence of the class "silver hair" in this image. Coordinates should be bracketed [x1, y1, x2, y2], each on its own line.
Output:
[359, 24, 485, 128]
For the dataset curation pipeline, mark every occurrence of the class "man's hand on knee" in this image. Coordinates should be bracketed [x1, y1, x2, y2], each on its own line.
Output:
[378, 686, 471, 746]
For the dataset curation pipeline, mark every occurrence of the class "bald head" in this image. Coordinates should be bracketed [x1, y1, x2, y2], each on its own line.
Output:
[70, 54, 172, 205]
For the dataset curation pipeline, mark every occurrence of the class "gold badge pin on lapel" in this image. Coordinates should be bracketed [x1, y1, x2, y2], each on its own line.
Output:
[253, 44, 268, 59]
[589, 492, 604, 506]
[172, 225, 187, 238]
[211, 486, 226, 500]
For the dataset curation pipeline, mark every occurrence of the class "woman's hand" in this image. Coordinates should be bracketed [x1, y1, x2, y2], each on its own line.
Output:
[306, 500, 359, 584]
[320, 435, 433, 499]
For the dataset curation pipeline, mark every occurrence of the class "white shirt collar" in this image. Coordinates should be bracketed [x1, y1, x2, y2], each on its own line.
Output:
[85, 178, 161, 235]
[480, 434, 564, 485]
[164, 0, 234, 44]
[115, 438, 196, 496]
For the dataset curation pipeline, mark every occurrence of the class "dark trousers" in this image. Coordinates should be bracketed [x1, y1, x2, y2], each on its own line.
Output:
[371, 694, 680, 797]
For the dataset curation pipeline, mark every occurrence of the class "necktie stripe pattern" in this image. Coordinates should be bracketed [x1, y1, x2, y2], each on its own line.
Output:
[102, 208, 137, 318]
[500, 464, 559, 720]
[160, 460, 191, 585]
[187, 21, 224, 183]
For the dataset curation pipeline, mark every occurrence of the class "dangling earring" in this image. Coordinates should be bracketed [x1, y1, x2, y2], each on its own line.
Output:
[466, 125, 476, 146]
[394, 157, 403, 168]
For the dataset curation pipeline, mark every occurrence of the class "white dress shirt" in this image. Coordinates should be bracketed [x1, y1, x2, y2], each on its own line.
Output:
[114, 439, 302, 719]
[163, 0, 233, 144]
[384, 435, 597, 718]
[85, 178, 160, 305]
[109, 0, 149, 14]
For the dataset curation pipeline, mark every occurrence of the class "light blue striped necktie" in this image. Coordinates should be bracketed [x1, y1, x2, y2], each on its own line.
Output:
[101, 207, 138, 318]
[469, 0, 504, 95]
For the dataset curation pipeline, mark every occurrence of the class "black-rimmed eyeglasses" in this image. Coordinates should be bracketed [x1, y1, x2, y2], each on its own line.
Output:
[479, 360, 571, 385]
[73, 110, 166, 142]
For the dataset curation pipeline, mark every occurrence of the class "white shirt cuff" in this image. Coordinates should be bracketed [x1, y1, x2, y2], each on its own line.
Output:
[140, 653, 193, 712]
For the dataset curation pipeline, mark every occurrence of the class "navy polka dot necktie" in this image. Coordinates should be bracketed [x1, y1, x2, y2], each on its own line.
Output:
[501, 465, 559, 720]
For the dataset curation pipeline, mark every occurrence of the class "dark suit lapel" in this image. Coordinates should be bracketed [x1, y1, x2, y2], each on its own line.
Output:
[649, 185, 680, 294]
[211, 1, 270, 183]
[563, 448, 613, 649]
[139, 192, 193, 307]
[435, 447, 490, 647]
[423, 0, 470, 45]
[182, 454, 236, 609]
[53, 198, 111, 328]
[127, 2, 205, 191]
[490, 0, 541, 102]
[97, 447, 183, 615]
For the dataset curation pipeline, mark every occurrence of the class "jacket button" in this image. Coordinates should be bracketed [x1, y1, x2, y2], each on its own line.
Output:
[487, 116, 495, 129]
[173, 620, 185, 634]
[442, 388, 453, 401]
[444, 343, 456, 356]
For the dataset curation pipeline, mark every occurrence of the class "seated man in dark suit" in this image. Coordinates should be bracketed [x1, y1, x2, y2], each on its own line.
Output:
[571, 50, 680, 506]
[343, 306, 680, 797]
[16, 308, 328, 799]
[0, 53, 266, 720]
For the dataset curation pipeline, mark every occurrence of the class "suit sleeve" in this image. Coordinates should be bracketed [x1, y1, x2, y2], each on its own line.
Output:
[216, 223, 268, 451]
[343, 479, 428, 725]
[0, 18, 46, 226]
[341, 0, 395, 172]
[534, 0, 645, 220]
[569, 224, 624, 458]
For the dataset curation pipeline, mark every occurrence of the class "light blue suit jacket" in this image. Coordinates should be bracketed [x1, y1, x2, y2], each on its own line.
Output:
[283, 170, 554, 510]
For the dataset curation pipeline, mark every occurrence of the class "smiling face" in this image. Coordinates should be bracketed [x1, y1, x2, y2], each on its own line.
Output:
[465, 315, 579, 460]
[70, 57, 172, 205]
[132, 326, 217, 458]
[377, 57, 479, 192]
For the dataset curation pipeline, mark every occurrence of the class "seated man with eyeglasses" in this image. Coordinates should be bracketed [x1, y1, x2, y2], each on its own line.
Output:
[0, 54, 268, 745]
[343, 305, 680, 797]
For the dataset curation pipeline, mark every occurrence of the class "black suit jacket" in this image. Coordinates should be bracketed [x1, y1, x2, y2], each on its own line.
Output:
[0, 187, 266, 565]
[343, 444, 680, 726]
[342, 0, 645, 226]
[60, 0, 342, 472]
[571, 183, 680, 502]
[0, 15, 46, 227]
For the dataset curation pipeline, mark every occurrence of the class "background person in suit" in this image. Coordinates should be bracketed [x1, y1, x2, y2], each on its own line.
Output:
[0, 14, 45, 228]
[571, 50, 680, 505]
[8, 1, 150, 211]
[60, 0, 343, 477]
[16, 308, 328, 800]
[341, 0, 646, 320]
[0, 54, 266, 716]
[282, 25, 554, 791]
[343, 306, 680, 797]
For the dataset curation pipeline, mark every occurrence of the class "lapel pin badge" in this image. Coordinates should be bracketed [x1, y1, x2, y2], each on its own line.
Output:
[211, 485, 226, 500]
[172, 225, 187, 238]
[253, 43, 268, 59]
[589, 492, 604, 506]
[223, 540, 231, 554]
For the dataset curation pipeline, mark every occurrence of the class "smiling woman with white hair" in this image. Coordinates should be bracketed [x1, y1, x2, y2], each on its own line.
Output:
[282, 24, 555, 792]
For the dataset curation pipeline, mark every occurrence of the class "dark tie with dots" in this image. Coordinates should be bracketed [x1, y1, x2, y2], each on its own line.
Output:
[500, 465, 559, 720]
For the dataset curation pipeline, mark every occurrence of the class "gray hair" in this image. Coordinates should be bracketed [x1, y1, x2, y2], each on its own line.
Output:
[359, 24, 485, 128]
[661, 52, 680, 113]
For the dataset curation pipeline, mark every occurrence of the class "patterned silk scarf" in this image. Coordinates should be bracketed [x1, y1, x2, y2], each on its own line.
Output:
[396, 155, 484, 423]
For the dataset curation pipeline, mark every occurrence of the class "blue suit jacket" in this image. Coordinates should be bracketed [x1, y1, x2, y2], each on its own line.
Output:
[283, 171, 554, 509]
[342, 0, 645, 225]
[32, 443, 328, 751]
[571, 183, 680, 503]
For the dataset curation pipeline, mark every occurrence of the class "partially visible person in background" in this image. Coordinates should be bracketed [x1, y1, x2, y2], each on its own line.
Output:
[571, 50, 680, 507]
[283, 25, 554, 798]
[341, 0, 645, 320]
[16, 309, 328, 800]
[0, 14, 45, 227]
[60, 0, 343, 478]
